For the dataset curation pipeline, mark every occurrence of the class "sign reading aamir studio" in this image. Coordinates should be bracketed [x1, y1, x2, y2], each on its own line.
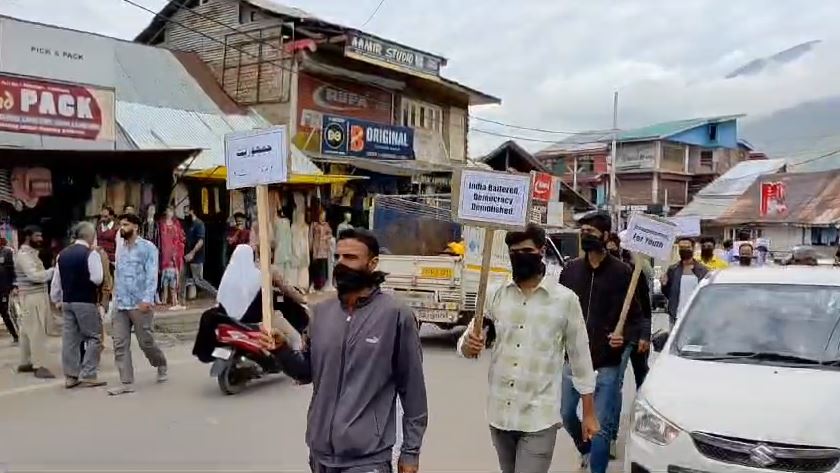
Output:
[0, 74, 115, 141]
[321, 115, 414, 160]
[344, 32, 445, 78]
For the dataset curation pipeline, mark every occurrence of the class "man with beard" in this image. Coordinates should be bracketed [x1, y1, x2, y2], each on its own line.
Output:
[261, 228, 427, 473]
[737, 242, 755, 267]
[15, 226, 55, 378]
[459, 224, 598, 473]
[182, 205, 217, 301]
[662, 237, 710, 327]
[557, 212, 642, 473]
[108, 213, 167, 396]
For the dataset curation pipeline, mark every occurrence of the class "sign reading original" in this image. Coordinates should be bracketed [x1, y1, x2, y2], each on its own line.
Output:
[345, 32, 445, 78]
[322, 115, 414, 160]
[0, 74, 115, 141]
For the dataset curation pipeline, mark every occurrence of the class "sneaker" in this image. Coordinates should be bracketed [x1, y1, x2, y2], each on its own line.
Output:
[34, 367, 56, 379]
[157, 366, 168, 383]
[79, 379, 107, 388]
[609, 440, 618, 459]
[580, 453, 591, 470]
[65, 377, 81, 389]
[16, 364, 34, 373]
[107, 384, 135, 396]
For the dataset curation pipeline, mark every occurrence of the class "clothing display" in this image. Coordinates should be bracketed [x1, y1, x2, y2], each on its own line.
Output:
[172, 183, 190, 218]
[126, 181, 142, 211]
[310, 221, 332, 260]
[291, 192, 310, 290]
[201, 187, 210, 215]
[141, 206, 160, 245]
[273, 216, 294, 282]
[85, 176, 108, 217]
[0, 223, 19, 250]
[141, 183, 155, 209]
[230, 191, 246, 215]
[0, 170, 17, 208]
[107, 179, 127, 214]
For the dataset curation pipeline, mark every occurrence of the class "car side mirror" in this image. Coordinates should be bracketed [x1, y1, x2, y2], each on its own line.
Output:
[651, 331, 670, 353]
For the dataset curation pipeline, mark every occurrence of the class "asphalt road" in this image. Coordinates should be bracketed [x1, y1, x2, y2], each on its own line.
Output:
[0, 319, 660, 473]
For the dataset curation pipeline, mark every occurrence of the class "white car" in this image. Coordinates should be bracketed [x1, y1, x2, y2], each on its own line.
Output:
[626, 267, 840, 473]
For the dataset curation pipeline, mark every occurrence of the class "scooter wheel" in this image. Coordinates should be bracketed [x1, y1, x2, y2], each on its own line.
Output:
[218, 363, 248, 395]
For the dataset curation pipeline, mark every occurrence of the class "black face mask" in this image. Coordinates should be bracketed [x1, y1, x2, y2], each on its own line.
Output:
[510, 252, 544, 283]
[739, 256, 752, 266]
[608, 249, 621, 258]
[701, 248, 714, 259]
[679, 249, 694, 261]
[581, 234, 604, 253]
[333, 263, 384, 296]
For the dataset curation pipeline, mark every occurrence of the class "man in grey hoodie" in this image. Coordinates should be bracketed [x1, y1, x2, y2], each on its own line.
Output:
[262, 228, 428, 473]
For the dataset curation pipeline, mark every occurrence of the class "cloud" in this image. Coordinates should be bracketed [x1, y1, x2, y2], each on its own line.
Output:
[4, 0, 840, 158]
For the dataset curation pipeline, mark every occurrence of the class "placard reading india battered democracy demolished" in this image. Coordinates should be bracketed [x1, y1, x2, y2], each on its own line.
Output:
[453, 169, 532, 229]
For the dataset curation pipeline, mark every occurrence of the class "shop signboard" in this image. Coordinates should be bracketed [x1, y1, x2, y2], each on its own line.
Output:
[344, 32, 444, 78]
[321, 115, 414, 160]
[224, 126, 289, 190]
[0, 17, 115, 87]
[0, 74, 115, 142]
[294, 73, 393, 153]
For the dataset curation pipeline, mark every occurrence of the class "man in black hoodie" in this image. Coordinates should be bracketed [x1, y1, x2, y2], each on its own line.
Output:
[558, 212, 642, 473]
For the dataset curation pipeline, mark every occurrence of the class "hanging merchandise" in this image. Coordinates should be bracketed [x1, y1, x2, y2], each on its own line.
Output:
[273, 212, 294, 282]
[172, 182, 190, 218]
[141, 182, 155, 208]
[0, 220, 18, 250]
[213, 188, 221, 214]
[230, 190, 246, 215]
[0, 170, 16, 208]
[107, 179, 127, 214]
[127, 181, 142, 211]
[291, 192, 310, 290]
[85, 176, 108, 217]
[201, 187, 210, 215]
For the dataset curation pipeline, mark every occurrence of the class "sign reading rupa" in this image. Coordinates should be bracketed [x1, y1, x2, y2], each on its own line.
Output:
[453, 168, 531, 230]
[623, 213, 679, 261]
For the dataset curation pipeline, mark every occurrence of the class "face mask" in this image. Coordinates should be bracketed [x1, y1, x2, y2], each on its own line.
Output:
[185, 215, 194, 223]
[701, 248, 714, 259]
[581, 234, 604, 253]
[679, 249, 694, 261]
[608, 249, 621, 258]
[510, 252, 544, 282]
[739, 256, 752, 266]
[333, 263, 376, 295]
[120, 229, 135, 240]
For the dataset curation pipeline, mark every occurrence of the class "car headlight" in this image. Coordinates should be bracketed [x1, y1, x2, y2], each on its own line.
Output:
[632, 400, 681, 446]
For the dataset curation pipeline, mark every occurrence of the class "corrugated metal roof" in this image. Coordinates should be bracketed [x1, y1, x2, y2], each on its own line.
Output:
[245, 0, 314, 19]
[716, 169, 840, 225]
[617, 114, 744, 142]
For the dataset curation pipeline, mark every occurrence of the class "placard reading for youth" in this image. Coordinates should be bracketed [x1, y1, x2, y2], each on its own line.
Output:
[623, 213, 679, 261]
[454, 169, 531, 229]
[224, 126, 289, 190]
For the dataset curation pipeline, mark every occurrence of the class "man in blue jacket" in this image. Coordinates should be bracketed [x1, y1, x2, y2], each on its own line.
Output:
[262, 228, 428, 473]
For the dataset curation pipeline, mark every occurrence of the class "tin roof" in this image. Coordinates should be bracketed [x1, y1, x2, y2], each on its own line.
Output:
[678, 159, 788, 220]
[716, 169, 840, 225]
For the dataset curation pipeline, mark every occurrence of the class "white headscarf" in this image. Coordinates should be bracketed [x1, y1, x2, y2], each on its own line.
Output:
[217, 245, 261, 320]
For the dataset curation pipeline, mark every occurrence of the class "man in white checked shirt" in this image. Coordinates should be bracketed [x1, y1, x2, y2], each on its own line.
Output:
[458, 224, 599, 473]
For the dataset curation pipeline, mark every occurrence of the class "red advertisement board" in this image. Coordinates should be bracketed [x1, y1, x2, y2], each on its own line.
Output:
[531, 172, 554, 202]
[760, 181, 787, 216]
[0, 74, 115, 141]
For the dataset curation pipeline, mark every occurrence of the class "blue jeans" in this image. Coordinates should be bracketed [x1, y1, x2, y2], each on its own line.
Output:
[560, 362, 621, 473]
[611, 344, 634, 441]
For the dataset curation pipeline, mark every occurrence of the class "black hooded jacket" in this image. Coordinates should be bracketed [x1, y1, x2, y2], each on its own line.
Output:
[558, 253, 642, 369]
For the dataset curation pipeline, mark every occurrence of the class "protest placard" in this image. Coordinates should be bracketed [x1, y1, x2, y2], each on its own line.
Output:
[616, 213, 679, 335]
[667, 215, 701, 237]
[224, 127, 291, 331]
[452, 168, 532, 335]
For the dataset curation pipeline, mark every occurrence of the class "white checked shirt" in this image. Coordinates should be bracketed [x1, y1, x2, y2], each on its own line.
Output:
[457, 275, 596, 432]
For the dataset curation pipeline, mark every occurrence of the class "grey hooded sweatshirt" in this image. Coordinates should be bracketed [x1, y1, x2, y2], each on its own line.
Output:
[278, 289, 428, 468]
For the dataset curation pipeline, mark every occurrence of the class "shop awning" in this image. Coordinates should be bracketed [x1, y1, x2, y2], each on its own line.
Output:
[308, 154, 455, 177]
[184, 165, 364, 184]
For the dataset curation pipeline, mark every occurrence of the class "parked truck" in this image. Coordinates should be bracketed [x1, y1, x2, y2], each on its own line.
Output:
[371, 195, 578, 330]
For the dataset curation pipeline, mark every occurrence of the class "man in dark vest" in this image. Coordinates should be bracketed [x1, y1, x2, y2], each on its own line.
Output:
[50, 221, 106, 388]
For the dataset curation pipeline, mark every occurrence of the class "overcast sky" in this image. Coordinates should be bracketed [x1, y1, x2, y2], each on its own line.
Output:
[4, 0, 840, 156]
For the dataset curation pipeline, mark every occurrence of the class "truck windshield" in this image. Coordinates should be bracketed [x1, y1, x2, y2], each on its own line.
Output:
[673, 284, 840, 366]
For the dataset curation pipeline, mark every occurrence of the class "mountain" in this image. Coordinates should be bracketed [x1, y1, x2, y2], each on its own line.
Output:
[726, 40, 821, 79]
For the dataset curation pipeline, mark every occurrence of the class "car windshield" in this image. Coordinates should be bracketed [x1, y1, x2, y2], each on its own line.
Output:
[674, 284, 840, 366]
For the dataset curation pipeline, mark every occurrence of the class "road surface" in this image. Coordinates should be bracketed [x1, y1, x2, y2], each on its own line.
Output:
[0, 320, 660, 472]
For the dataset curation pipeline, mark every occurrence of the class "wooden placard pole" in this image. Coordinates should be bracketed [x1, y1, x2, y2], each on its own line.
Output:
[256, 184, 274, 332]
[471, 228, 495, 337]
[614, 253, 642, 336]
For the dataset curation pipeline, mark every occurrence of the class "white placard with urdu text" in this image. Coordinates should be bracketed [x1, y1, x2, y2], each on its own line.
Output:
[456, 169, 531, 228]
[667, 215, 701, 237]
[224, 126, 289, 189]
[623, 213, 679, 261]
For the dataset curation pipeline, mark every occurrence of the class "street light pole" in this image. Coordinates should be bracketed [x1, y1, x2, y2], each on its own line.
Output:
[609, 91, 619, 228]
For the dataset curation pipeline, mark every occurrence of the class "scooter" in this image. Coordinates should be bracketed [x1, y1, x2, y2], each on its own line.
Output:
[208, 294, 310, 395]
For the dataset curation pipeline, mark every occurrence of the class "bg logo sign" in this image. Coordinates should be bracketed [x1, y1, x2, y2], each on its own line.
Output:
[324, 121, 346, 151]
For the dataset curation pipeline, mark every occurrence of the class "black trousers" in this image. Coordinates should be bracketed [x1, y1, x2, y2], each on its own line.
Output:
[0, 294, 18, 341]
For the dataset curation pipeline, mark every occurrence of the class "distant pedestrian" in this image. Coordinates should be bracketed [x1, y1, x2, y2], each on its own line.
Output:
[459, 224, 598, 473]
[662, 237, 709, 326]
[50, 222, 107, 388]
[737, 242, 755, 267]
[0, 239, 18, 344]
[15, 226, 55, 379]
[722, 239, 737, 263]
[698, 236, 728, 270]
[108, 213, 167, 396]
[159, 205, 186, 311]
[97, 206, 118, 268]
[182, 205, 217, 301]
[225, 212, 250, 257]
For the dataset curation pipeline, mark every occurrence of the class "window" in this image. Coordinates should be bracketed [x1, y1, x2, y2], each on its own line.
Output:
[577, 157, 594, 173]
[700, 150, 714, 168]
[192, 0, 209, 7]
[239, 3, 258, 23]
[400, 98, 443, 133]
[708, 124, 718, 141]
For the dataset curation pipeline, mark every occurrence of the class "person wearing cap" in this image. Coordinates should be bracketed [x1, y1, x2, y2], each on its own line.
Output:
[557, 211, 643, 473]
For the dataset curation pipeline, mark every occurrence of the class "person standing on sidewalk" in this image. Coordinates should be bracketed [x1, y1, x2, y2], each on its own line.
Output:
[182, 205, 217, 301]
[459, 224, 599, 473]
[50, 222, 106, 388]
[108, 213, 167, 396]
[558, 212, 642, 473]
[0, 238, 18, 344]
[15, 226, 55, 379]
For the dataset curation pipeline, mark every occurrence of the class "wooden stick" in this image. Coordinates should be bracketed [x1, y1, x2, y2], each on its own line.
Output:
[614, 253, 642, 335]
[471, 228, 495, 336]
[256, 184, 274, 332]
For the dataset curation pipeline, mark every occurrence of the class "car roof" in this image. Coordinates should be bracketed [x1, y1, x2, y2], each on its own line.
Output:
[707, 267, 840, 286]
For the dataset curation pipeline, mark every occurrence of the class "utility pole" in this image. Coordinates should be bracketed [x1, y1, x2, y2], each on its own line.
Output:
[609, 91, 619, 228]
